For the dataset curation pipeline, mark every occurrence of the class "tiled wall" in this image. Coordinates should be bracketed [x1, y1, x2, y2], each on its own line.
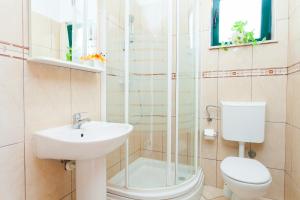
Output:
[199, 0, 288, 199]
[285, 0, 300, 199]
[0, 0, 101, 199]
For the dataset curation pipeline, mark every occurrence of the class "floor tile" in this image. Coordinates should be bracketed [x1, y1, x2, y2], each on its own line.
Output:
[202, 185, 224, 200]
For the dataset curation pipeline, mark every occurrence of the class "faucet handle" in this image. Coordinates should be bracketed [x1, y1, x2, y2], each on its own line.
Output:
[73, 112, 87, 122]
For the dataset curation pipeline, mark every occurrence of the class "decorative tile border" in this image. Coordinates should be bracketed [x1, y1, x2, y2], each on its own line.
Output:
[202, 67, 288, 78]
[107, 72, 178, 80]
[287, 62, 300, 75]
[0, 40, 29, 61]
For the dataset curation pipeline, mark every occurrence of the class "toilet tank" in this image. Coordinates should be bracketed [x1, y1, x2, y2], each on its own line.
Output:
[221, 101, 266, 143]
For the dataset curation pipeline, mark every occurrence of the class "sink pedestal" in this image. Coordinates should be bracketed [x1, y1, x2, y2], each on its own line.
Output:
[76, 157, 107, 200]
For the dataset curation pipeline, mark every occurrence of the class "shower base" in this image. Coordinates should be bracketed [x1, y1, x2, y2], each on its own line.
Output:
[107, 158, 204, 200]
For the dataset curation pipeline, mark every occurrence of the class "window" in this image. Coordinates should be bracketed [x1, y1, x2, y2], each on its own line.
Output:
[211, 0, 272, 46]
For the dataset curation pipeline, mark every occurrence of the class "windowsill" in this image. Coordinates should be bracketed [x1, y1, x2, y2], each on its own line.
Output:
[209, 40, 278, 50]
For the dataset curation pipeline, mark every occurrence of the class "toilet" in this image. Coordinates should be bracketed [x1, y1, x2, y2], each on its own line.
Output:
[220, 102, 272, 200]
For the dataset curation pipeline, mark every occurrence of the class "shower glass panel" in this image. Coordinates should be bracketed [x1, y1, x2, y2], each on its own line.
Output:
[176, 0, 197, 183]
[106, 0, 126, 188]
[127, 0, 169, 188]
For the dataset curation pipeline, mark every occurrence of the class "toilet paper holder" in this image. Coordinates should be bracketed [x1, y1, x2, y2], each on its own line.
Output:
[203, 129, 217, 140]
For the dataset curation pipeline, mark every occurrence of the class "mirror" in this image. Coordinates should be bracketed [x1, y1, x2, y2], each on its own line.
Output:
[30, 0, 103, 67]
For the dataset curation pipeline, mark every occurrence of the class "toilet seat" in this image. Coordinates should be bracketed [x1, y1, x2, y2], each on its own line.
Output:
[221, 157, 271, 185]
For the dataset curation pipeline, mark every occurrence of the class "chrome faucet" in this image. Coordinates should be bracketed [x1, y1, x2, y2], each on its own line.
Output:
[73, 112, 91, 129]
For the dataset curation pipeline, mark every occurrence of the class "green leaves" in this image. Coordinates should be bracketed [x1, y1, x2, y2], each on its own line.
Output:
[232, 21, 248, 33]
[222, 20, 260, 49]
[66, 47, 72, 61]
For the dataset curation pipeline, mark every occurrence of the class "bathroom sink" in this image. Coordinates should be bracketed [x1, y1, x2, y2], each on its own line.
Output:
[33, 121, 133, 200]
[33, 121, 133, 160]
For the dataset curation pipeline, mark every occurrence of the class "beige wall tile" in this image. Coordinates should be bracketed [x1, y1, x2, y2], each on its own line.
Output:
[61, 193, 72, 200]
[264, 168, 284, 200]
[24, 62, 71, 133]
[178, 132, 188, 156]
[275, 0, 289, 20]
[286, 3, 300, 199]
[0, 0, 23, 45]
[289, 7, 300, 43]
[253, 20, 288, 69]
[25, 148, 72, 200]
[72, 170, 76, 192]
[0, 143, 25, 200]
[285, 173, 300, 200]
[253, 42, 288, 69]
[142, 131, 163, 153]
[187, 131, 195, 158]
[252, 123, 285, 169]
[201, 159, 217, 187]
[107, 148, 121, 168]
[72, 192, 76, 200]
[217, 131, 239, 161]
[107, 162, 121, 180]
[23, 0, 29, 48]
[219, 46, 253, 70]
[134, 131, 141, 152]
[216, 161, 223, 189]
[70, 70, 101, 120]
[24, 62, 72, 200]
[200, 119, 218, 160]
[291, 126, 300, 187]
[201, 31, 219, 71]
[199, 0, 212, 32]
[286, 72, 300, 127]
[218, 77, 252, 105]
[285, 173, 293, 200]
[128, 133, 136, 155]
[0, 57, 24, 147]
[285, 125, 294, 175]
[141, 150, 163, 161]
[252, 76, 287, 122]
[288, 5, 300, 66]
[288, 0, 300, 16]
[288, 39, 300, 66]
[201, 78, 218, 119]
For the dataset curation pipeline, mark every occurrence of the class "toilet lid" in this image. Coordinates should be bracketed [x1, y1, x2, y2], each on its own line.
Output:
[221, 157, 271, 184]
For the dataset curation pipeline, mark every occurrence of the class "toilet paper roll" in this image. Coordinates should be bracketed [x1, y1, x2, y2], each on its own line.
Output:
[203, 129, 217, 140]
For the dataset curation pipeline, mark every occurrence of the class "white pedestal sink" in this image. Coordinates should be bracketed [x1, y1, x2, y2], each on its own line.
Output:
[33, 121, 133, 200]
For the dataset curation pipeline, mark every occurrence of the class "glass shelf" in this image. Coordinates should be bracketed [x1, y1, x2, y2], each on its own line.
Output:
[28, 57, 105, 73]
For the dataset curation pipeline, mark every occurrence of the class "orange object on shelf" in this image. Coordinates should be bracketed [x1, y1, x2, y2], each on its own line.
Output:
[80, 52, 106, 63]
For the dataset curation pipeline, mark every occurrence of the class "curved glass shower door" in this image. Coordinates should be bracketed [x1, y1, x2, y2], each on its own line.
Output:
[127, 0, 170, 188]
[176, 0, 198, 184]
[106, 0, 200, 192]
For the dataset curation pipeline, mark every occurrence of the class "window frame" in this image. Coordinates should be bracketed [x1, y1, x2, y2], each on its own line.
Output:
[211, 0, 272, 46]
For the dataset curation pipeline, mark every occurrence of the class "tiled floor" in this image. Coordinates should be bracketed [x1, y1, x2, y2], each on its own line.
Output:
[201, 186, 226, 200]
[201, 185, 273, 200]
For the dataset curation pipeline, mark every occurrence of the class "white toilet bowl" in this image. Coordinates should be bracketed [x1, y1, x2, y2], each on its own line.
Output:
[221, 157, 272, 200]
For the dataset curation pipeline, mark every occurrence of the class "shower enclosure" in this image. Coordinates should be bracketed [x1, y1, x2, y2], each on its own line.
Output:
[103, 0, 203, 199]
